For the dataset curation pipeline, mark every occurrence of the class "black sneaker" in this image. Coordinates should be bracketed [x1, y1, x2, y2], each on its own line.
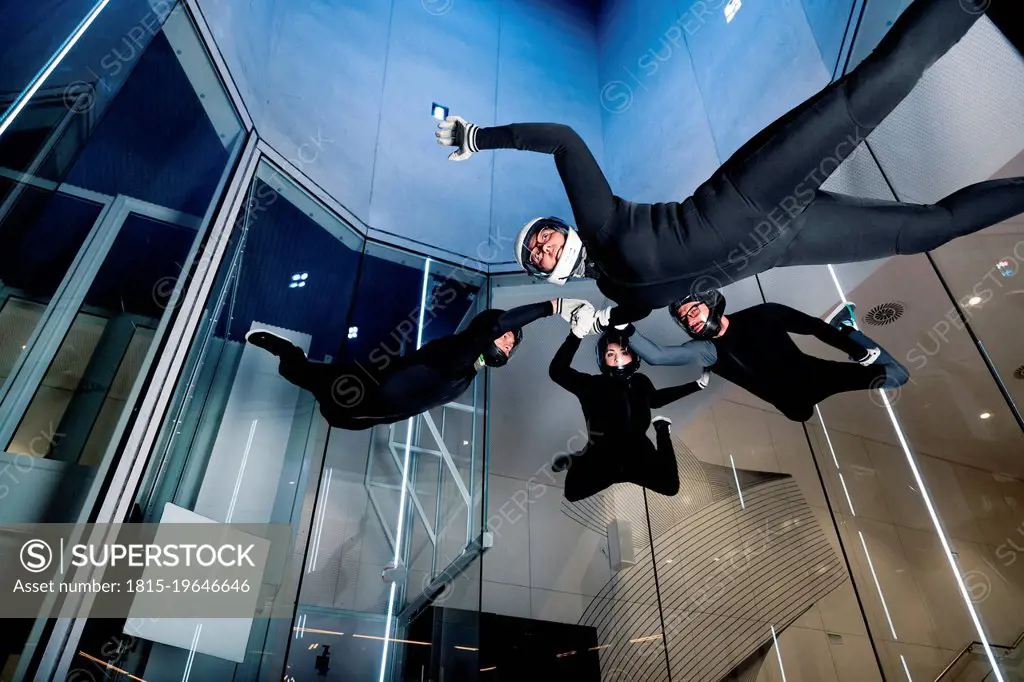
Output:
[652, 416, 672, 433]
[245, 329, 301, 357]
[552, 455, 572, 473]
[825, 302, 857, 331]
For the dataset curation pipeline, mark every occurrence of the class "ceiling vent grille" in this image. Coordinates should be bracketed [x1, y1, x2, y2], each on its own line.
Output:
[864, 302, 906, 327]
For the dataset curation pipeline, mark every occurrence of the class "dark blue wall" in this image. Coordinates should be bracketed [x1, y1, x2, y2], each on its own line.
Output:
[65, 33, 230, 217]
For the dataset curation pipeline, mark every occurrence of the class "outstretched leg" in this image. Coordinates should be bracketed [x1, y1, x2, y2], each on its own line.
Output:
[779, 178, 1024, 265]
[246, 330, 324, 392]
[717, 0, 984, 215]
[625, 419, 680, 497]
[563, 450, 618, 503]
[803, 329, 910, 408]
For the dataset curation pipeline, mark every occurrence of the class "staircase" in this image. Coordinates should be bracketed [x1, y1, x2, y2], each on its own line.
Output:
[936, 632, 1024, 681]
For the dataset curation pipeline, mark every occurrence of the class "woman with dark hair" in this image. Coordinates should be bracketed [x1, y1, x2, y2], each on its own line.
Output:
[548, 324, 710, 502]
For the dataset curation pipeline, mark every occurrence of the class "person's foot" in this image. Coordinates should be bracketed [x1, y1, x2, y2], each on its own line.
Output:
[825, 302, 858, 331]
[552, 454, 572, 473]
[245, 329, 301, 357]
[652, 416, 672, 433]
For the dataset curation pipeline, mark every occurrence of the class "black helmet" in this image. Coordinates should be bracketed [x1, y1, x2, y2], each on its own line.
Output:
[595, 329, 641, 378]
[482, 327, 523, 367]
[669, 289, 726, 340]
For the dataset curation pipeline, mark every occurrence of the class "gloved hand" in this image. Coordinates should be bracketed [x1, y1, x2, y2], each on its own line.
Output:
[857, 347, 881, 366]
[697, 370, 711, 389]
[592, 306, 612, 334]
[568, 303, 598, 339]
[556, 298, 592, 324]
[436, 115, 479, 161]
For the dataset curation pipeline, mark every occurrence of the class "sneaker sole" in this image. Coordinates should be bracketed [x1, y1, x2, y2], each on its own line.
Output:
[245, 329, 290, 344]
[825, 302, 856, 328]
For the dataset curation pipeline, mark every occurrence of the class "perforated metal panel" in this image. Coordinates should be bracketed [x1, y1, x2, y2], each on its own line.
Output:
[866, 18, 1024, 204]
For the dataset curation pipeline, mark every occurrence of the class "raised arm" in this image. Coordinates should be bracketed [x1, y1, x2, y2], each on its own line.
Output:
[474, 124, 616, 237]
[608, 304, 654, 326]
[650, 380, 703, 409]
[549, 333, 589, 395]
[468, 301, 553, 339]
[630, 330, 718, 367]
[763, 303, 866, 358]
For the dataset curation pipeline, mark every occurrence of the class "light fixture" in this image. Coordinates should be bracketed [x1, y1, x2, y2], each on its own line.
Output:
[770, 625, 788, 682]
[724, 0, 742, 23]
[730, 454, 745, 509]
[966, 296, 982, 307]
[980, 412, 992, 420]
[348, 326, 359, 339]
[432, 103, 449, 120]
[462, 440, 469, 446]
[0, 0, 112, 140]
[380, 259, 432, 682]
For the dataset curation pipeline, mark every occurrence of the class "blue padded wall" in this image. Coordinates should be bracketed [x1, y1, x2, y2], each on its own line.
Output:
[196, 0, 843, 263]
[799, 0, 860, 73]
[197, 0, 603, 264]
[490, 0, 604, 264]
[596, 0, 721, 204]
[681, 0, 830, 160]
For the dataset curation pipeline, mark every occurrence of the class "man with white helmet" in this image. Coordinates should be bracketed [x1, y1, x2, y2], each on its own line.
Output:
[436, 0, 1020, 326]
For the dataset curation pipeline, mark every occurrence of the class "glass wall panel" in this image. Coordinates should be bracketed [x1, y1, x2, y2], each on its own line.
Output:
[68, 158, 362, 681]
[0, 4, 245, 679]
[930, 149, 1024, 419]
[760, 256, 1024, 682]
[0, 2, 243, 400]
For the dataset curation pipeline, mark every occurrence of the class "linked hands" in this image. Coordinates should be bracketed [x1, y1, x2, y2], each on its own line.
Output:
[555, 299, 624, 338]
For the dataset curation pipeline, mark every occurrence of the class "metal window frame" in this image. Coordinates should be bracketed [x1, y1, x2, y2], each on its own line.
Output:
[0, 195, 202, 445]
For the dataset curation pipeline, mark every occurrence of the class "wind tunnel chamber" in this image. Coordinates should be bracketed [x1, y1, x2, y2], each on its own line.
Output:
[2, 0, 1024, 680]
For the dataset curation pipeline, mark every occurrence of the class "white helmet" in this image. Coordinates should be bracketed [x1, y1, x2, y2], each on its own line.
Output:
[514, 217, 585, 286]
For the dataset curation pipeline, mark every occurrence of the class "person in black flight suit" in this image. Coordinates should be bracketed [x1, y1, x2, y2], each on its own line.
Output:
[246, 298, 590, 430]
[435, 0, 1020, 325]
[548, 322, 710, 502]
[629, 290, 910, 423]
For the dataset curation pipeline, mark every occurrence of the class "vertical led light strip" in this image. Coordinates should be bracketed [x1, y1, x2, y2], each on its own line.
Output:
[770, 625, 788, 682]
[814, 406, 856, 517]
[900, 654, 914, 681]
[858, 531, 898, 639]
[225, 420, 258, 523]
[729, 455, 745, 509]
[379, 258, 432, 682]
[308, 469, 333, 573]
[823, 264, 1005, 682]
[181, 623, 202, 682]
[0, 0, 112, 140]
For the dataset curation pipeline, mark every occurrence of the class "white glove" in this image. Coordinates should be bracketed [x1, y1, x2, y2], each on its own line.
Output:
[435, 115, 479, 161]
[697, 370, 711, 390]
[858, 348, 881, 366]
[592, 306, 612, 334]
[569, 303, 598, 339]
[556, 298, 592, 324]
